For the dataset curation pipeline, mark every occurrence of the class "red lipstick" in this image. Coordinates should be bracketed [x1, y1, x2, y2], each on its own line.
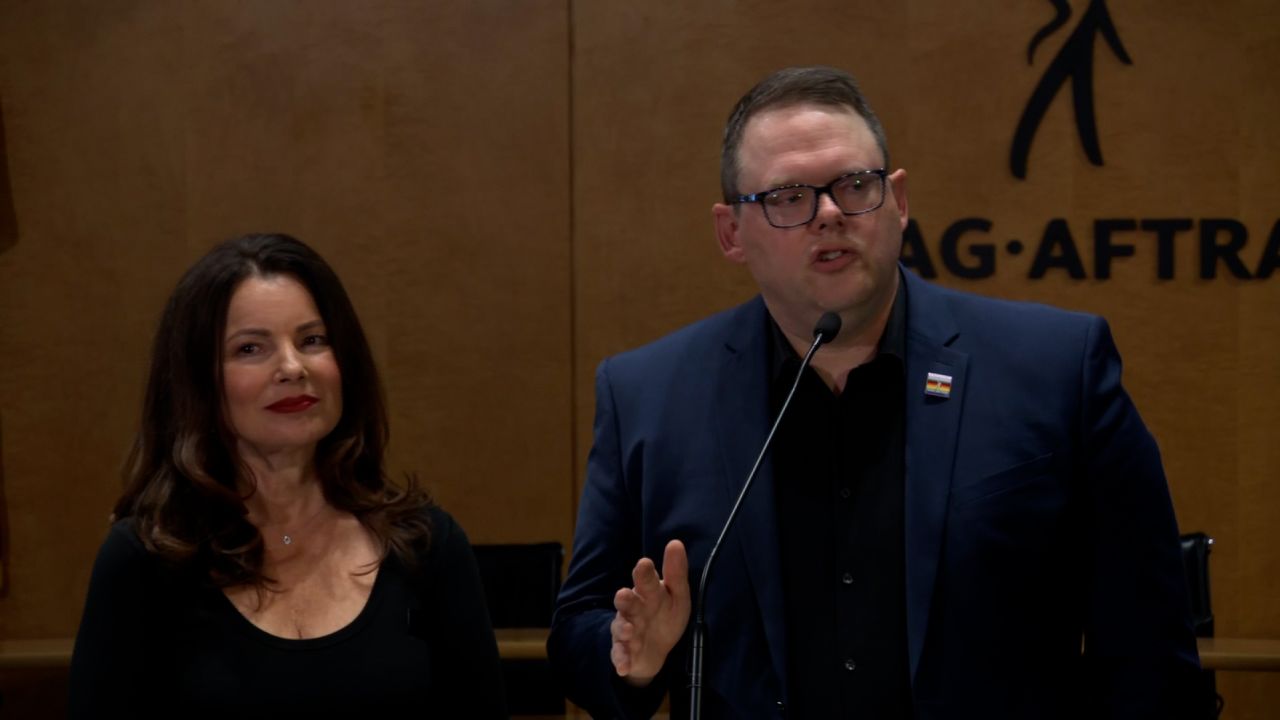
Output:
[266, 395, 319, 413]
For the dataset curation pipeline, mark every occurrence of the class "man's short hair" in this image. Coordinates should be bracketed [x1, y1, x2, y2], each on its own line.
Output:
[720, 66, 891, 203]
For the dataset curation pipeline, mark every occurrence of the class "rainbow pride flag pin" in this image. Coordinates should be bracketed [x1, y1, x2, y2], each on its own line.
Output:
[925, 372, 953, 398]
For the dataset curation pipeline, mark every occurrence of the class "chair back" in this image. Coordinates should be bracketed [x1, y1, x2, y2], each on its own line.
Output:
[1180, 532, 1214, 637]
[474, 542, 563, 628]
[1180, 532, 1222, 719]
[473, 542, 566, 716]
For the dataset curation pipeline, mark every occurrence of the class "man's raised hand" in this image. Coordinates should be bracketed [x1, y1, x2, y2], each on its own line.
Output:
[609, 539, 691, 686]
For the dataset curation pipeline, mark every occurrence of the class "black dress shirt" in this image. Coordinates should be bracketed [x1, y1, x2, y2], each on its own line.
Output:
[768, 280, 912, 718]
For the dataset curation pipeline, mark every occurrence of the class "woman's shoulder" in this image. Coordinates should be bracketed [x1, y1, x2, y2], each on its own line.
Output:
[82, 517, 173, 598]
[92, 517, 205, 586]
[414, 504, 468, 559]
[94, 517, 151, 566]
[396, 504, 481, 582]
[423, 504, 457, 531]
[394, 505, 491, 621]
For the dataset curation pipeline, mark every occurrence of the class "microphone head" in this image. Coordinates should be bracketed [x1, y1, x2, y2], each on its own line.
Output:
[813, 311, 842, 345]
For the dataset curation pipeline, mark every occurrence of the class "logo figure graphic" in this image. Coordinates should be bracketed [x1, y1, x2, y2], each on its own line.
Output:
[1010, 0, 1132, 179]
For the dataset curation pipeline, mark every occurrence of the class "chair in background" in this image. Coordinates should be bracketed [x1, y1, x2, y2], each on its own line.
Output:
[473, 542, 565, 717]
[1180, 531, 1223, 719]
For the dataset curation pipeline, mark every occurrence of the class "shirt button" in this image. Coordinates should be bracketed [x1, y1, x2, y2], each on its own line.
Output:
[839, 487, 851, 500]
[841, 572, 854, 585]
[843, 658, 857, 671]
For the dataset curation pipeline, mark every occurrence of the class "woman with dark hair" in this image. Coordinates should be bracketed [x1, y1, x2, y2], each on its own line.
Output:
[69, 233, 505, 716]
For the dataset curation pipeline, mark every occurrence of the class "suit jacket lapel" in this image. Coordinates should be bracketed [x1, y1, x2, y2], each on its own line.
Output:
[707, 281, 968, 694]
[712, 296, 789, 700]
[901, 270, 968, 682]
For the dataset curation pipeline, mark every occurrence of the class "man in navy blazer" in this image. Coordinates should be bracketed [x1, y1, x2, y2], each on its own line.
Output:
[548, 66, 1200, 719]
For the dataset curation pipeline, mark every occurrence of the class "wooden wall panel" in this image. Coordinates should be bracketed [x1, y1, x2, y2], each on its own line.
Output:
[0, 0, 572, 639]
[573, 1, 1279, 715]
[0, 0, 1276, 715]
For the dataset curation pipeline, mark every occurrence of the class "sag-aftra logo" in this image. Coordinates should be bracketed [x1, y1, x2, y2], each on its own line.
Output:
[905, 0, 1279, 282]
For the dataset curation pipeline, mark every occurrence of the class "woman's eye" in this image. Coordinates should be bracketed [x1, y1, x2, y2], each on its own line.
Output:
[302, 334, 329, 347]
[235, 343, 260, 355]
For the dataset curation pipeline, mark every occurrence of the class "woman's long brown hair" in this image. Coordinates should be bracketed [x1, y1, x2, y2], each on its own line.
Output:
[114, 233, 432, 588]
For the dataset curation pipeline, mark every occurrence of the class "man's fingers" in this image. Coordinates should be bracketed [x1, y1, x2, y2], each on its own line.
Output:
[614, 586, 647, 626]
[611, 610, 645, 677]
[661, 539, 691, 603]
[610, 635, 631, 675]
[611, 611, 636, 643]
[631, 556, 663, 597]
[610, 542, 690, 684]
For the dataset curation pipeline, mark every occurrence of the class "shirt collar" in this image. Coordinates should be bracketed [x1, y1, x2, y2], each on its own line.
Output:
[767, 269, 907, 384]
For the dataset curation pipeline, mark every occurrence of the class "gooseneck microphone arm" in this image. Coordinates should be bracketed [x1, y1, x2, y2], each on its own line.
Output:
[688, 311, 841, 719]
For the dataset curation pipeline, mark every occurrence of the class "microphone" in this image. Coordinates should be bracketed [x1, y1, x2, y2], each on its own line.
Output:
[689, 311, 841, 719]
[812, 311, 841, 346]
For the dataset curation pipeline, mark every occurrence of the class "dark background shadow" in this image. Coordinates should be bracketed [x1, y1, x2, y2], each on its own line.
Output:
[0, 95, 18, 255]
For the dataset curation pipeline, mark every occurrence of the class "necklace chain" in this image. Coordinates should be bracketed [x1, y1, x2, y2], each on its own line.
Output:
[263, 503, 331, 548]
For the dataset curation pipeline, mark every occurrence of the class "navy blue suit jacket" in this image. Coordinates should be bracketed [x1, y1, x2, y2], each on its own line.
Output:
[549, 269, 1200, 719]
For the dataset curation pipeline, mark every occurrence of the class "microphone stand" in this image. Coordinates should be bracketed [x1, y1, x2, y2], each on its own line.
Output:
[689, 313, 840, 719]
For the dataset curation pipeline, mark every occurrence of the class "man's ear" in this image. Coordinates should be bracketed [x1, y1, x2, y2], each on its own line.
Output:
[713, 203, 746, 264]
[888, 168, 908, 232]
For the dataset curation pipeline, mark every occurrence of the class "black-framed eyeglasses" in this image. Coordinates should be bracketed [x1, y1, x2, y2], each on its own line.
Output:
[733, 169, 888, 229]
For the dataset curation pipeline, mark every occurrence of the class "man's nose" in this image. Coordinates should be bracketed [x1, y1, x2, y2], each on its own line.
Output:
[812, 190, 845, 228]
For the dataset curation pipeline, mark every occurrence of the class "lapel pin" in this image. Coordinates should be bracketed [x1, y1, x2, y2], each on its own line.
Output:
[925, 372, 953, 399]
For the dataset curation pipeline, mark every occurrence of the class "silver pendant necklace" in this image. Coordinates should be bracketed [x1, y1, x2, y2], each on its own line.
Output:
[271, 504, 330, 548]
